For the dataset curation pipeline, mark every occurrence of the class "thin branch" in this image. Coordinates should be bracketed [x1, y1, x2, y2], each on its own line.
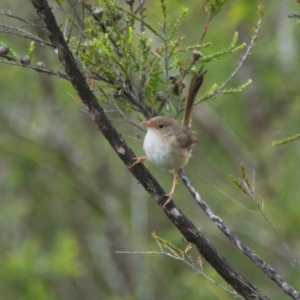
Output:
[67, 0, 85, 30]
[138, 0, 145, 32]
[162, 25, 172, 113]
[199, 14, 213, 44]
[66, 0, 79, 44]
[239, 175, 300, 271]
[122, 89, 152, 118]
[111, 96, 144, 131]
[0, 59, 69, 80]
[158, 0, 172, 114]
[0, 23, 53, 47]
[199, 2, 263, 103]
[75, 1, 85, 57]
[84, 4, 123, 59]
[214, 185, 259, 214]
[134, 0, 145, 15]
[178, 168, 300, 299]
[88, 70, 114, 84]
[288, 13, 300, 19]
[0, 10, 38, 26]
[137, 0, 146, 107]
[115, 247, 243, 300]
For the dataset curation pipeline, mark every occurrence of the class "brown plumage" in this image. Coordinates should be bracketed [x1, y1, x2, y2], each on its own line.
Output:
[132, 67, 207, 206]
[183, 66, 207, 127]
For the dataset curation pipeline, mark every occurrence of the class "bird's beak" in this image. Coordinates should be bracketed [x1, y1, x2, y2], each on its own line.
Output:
[141, 120, 151, 127]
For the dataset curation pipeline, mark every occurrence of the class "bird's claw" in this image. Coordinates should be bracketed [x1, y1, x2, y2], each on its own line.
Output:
[162, 192, 174, 207]
[130, 156, 148, 169]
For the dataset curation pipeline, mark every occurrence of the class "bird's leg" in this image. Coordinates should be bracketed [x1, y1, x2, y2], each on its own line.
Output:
[163, 170, 179, 207]
[130, 156, 148, 168]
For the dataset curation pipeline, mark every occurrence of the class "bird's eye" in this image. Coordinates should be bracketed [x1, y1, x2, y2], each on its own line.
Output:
[158, 124, 164, 129]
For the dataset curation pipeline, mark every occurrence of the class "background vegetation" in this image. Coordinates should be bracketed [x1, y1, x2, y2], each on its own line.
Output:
[0, 0, 299, 299]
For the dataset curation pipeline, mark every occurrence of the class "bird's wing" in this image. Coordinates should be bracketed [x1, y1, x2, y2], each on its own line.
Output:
[175, 127, 198, 150]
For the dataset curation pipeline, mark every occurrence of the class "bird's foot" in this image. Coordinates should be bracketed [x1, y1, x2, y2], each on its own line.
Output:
[130, 156, 148, 168]
[162, 171, 179, 207]
[162, 191, 175, 207]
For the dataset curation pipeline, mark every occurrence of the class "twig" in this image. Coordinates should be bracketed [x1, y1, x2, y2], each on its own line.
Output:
[199, 1, 263, 103]
[199, 14, 213, 44]
[178, 168, 300, 299]
[115, 246, 243, 299]
[214, 185, 259, 214]
[239, 174, 300, 271]
[0, 60, 69, 80]
[75, 2, 85, 57]
[134, 0, 145, 15]
[288, 13, 300, 19]
[111, 96, 144, 131]
[0, 10, 38, 26]
[66, 0, 79, 44]
[0, 23, 53, 47]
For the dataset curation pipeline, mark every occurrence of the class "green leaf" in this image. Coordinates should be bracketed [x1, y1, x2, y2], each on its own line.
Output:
[28, 41, 35, 60]
[221, 79, 252, 94]
[199, 32, 246, 63]
[272, 133, 300, 146]
[206, 0, 226, 17]
[168, 8, 189, 40]
[116, 5, 161, 37]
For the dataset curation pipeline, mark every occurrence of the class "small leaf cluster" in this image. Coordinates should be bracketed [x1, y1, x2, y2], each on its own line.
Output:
[70, 0, 248, 120]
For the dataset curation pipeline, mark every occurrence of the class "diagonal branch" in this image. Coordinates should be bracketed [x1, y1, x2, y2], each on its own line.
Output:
[29, 0, 269, 299]
[179, 169, 300, 299]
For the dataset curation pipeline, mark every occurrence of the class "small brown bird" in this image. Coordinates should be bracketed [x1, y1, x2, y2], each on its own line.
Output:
[132, 68, 206, 206]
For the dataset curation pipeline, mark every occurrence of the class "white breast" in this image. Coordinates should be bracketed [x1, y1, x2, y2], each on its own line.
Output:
[143, 129, 191, 171]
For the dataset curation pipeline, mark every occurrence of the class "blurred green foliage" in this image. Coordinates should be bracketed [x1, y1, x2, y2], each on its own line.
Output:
[0, 0, 300, 299]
